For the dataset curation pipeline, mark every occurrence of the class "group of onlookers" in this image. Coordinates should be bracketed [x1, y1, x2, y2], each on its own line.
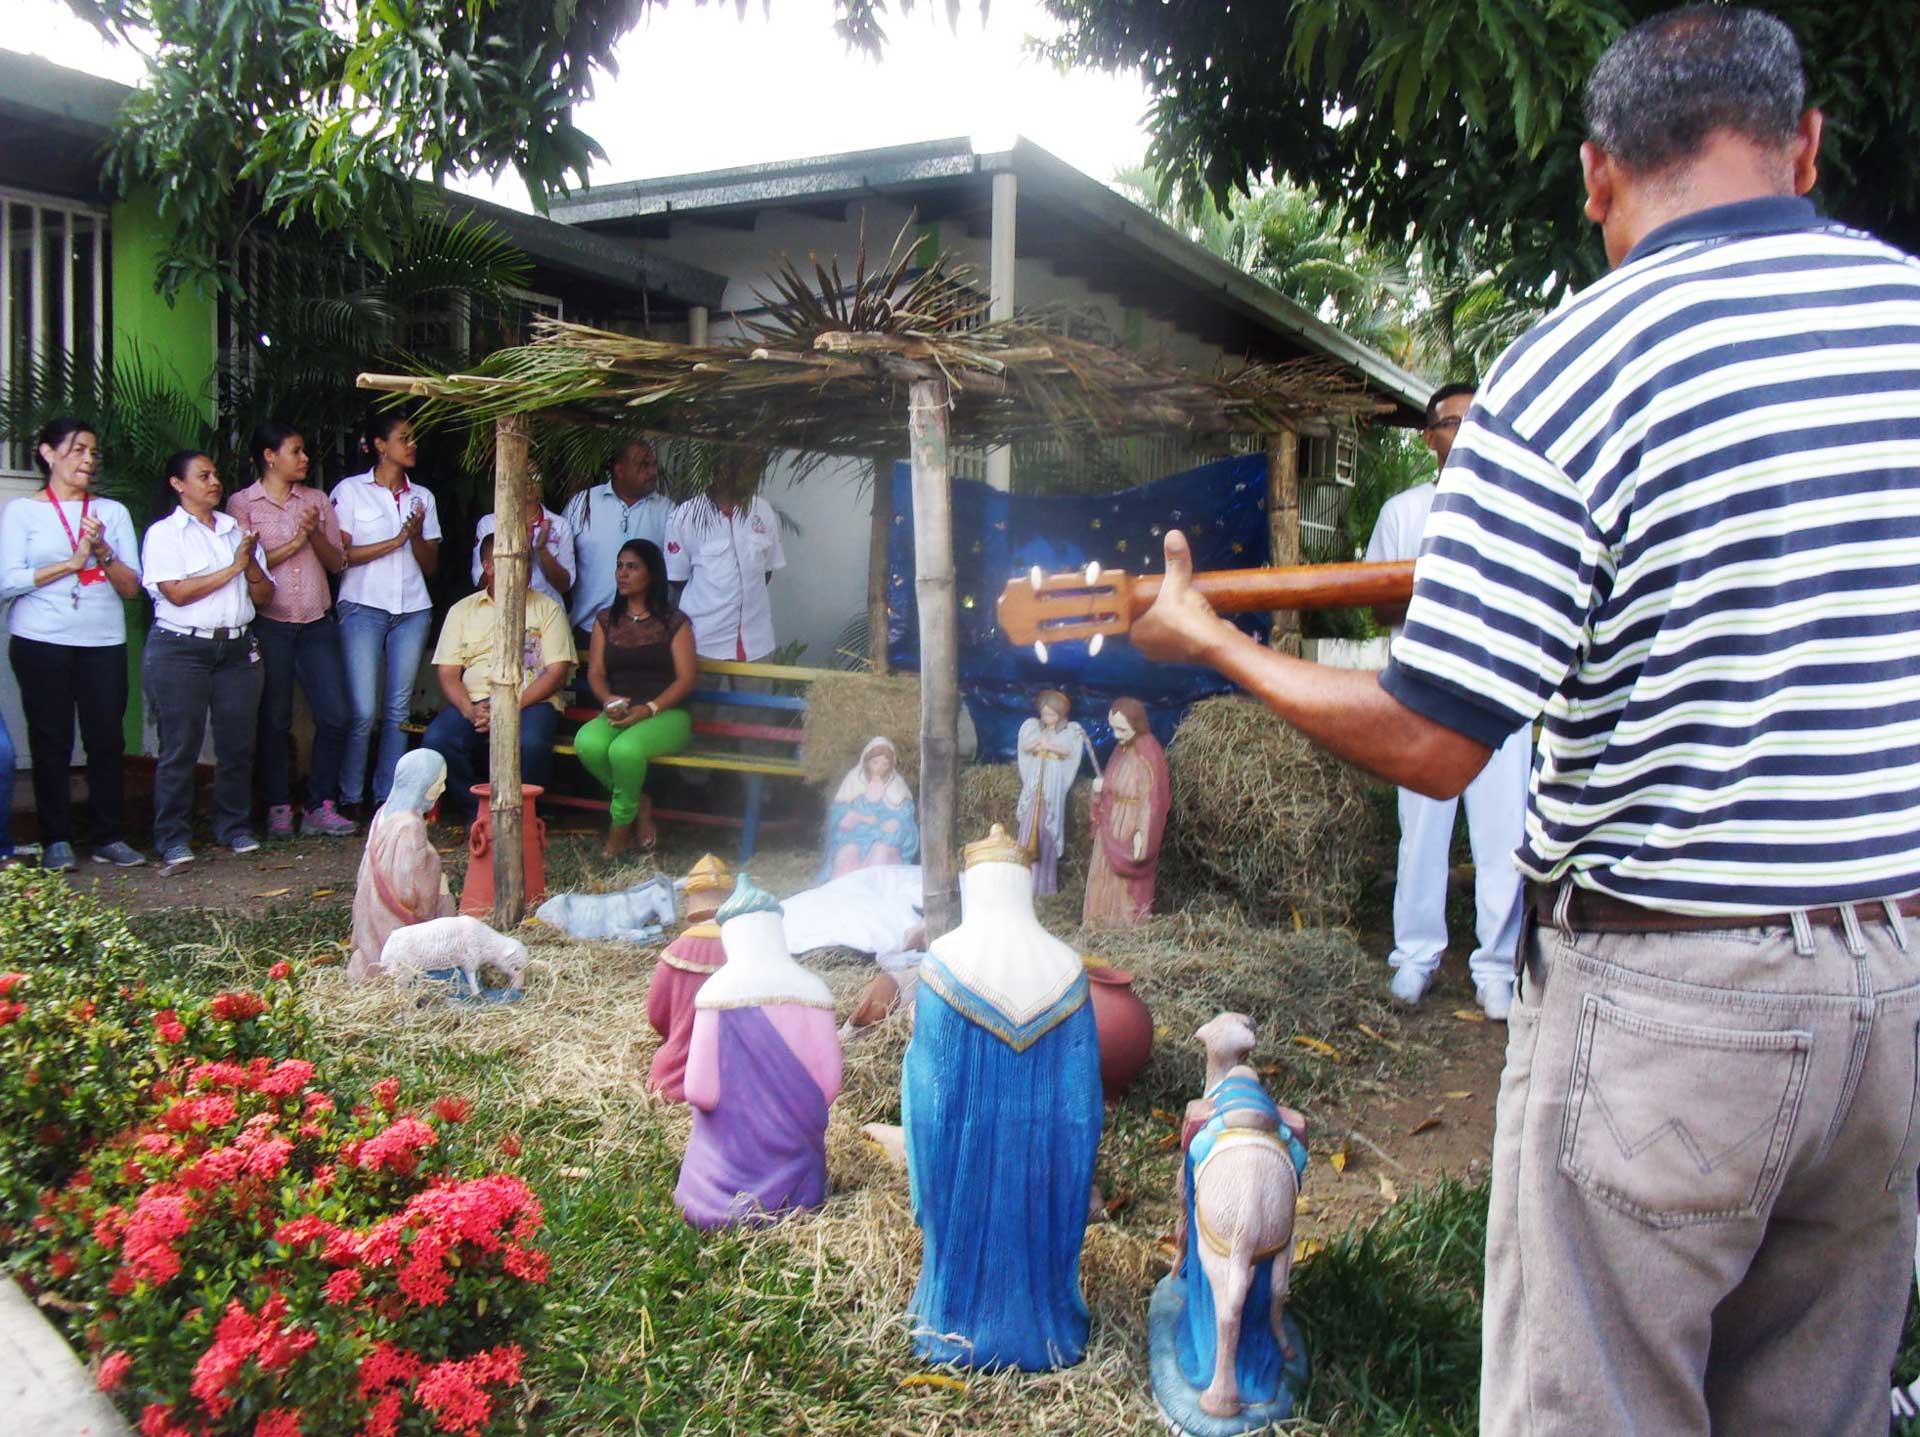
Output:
[0, 416, 785, 872]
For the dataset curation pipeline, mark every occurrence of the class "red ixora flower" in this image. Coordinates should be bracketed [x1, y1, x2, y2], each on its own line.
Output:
[153, 1010, 187, 1044]
[140, 1403, 193, 1437]
[355, 1117, 437, 1176]
[47, 1250, 76, 1280]
[430, 1096, 472, 1124]
[497, 1133, 522, 1158]
[96, 1350, 132, 1392]
[371, 1077, 401, 1114]
[254, 1411, 303, 1437]
[209, 991, 267, 1022]
[267, 960, 293, 980]
[0, 972, 24, 997]
[0, 999, 24, 1026]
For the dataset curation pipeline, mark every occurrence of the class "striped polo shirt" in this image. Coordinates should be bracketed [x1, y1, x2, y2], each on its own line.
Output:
[1383, 196, 1920, 915]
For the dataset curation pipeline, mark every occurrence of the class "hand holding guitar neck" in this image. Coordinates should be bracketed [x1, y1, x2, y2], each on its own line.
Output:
[995, 530, 1414, 662]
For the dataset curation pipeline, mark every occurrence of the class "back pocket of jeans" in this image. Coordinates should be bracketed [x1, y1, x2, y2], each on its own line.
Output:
[1558, 995, 1810, 1229]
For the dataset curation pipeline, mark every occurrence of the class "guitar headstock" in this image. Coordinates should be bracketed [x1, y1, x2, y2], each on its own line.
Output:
[995, 563, 1142, 660]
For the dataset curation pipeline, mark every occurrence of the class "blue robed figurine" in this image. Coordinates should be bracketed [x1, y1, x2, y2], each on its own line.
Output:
[902, 823, 1103, 1371]
[1151, 1013, 1310, 1436]
[820, 736, 920, 881]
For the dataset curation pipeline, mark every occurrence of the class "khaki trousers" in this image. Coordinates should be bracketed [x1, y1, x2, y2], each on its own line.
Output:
[1483, 904, 1920, 1434]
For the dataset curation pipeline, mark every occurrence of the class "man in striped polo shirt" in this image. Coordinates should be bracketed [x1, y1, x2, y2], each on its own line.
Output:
[1131, 8, 1920, 1432]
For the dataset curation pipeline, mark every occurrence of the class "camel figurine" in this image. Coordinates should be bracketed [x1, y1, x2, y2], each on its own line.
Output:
[1149, 1012, 1310, 1435]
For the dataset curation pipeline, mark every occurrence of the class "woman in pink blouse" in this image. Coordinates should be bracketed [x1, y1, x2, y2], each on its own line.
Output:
[226, 421, 357, 838]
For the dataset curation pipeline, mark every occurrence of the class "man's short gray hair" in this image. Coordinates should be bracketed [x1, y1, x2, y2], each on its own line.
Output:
[1585, 6, 1805, 173]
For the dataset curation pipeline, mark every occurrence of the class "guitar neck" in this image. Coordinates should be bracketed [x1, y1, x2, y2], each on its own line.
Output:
[1130, 561, 1414, 619]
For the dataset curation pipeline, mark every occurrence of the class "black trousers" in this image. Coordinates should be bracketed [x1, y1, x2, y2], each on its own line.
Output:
[143, 629, 264, 853]
[7, 636, 128, 847]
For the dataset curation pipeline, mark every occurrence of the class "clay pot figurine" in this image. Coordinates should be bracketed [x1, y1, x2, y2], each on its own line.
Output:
[1083, 960, 1153, 1096]
[459, 784, 549, 917]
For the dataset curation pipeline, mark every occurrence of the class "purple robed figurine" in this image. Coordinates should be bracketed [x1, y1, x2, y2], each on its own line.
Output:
[674, 874, 843, 1230]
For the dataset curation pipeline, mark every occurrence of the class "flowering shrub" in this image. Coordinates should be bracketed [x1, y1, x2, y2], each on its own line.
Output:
[0, 872, 546, 1435]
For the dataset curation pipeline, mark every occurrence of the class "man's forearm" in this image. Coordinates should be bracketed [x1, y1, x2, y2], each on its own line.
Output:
[1198, 626, 1491, 799]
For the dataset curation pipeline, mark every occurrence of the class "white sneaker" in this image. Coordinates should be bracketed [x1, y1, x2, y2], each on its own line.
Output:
[1477, 979, 1515, 1021]
[1389, 966, 1432, 1006]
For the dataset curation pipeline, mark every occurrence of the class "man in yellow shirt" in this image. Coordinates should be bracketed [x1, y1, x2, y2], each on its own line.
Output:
[422, 534, 576, 823]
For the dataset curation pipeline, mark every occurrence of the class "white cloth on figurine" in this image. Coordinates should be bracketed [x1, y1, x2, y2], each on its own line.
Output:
[780, 864, 924, 957]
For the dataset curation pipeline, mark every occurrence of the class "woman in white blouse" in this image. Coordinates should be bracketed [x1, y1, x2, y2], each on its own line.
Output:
[330, 413, 441, 814]
[140, 450, 274, 871]
[0, 417, 145, 871]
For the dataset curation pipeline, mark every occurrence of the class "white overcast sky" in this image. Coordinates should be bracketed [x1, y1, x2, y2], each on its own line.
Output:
[13, 0, 1156, 207]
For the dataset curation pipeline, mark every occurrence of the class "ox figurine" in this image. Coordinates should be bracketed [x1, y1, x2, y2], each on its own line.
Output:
[535, 874, 678, 943]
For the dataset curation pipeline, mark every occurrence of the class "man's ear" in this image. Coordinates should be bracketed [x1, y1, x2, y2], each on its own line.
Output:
[1580, 140, 1614, 225]
[1792, 108, 1822, 196]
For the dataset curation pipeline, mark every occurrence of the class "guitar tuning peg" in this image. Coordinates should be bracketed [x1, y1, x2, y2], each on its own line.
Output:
[1084, 560, 1101, 585]
[1034, 640, 1049, 665]
[1089, 634, 1104, 658]
[1028, 565, 1043, 591]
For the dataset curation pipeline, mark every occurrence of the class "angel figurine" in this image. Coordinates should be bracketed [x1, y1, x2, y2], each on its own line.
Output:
[820, 736, 920, 880]
[1015, 689, 1097, 895]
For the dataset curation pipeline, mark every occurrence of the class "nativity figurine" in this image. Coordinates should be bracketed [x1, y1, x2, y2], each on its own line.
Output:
[1015, 689, 1098, 896]
[1150, 1013, 1310, 1434]
[821, 735, 920, 880]
[348, 749, 457, 982]
[903, 823, 1103, 1370]
[647, 853, 734, 1103]
[674, 875, 843, 1229]
[1083, 697, 1171, 928]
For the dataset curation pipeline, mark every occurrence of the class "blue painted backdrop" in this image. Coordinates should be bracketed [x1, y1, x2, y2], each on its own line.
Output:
[886, 454, 1273, 762]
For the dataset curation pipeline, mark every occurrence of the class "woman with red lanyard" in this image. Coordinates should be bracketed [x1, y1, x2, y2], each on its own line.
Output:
[0, 417, 145, 871]
[330, 412, 441, 816]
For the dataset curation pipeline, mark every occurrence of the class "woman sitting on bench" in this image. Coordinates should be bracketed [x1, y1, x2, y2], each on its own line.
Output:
[576, 538, 696, 856]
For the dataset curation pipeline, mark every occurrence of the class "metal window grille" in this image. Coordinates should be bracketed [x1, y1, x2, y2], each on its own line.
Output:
[2, 188, 108, 477]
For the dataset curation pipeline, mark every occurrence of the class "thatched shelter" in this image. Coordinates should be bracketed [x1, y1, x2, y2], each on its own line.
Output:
[359, 231, 1393, 934]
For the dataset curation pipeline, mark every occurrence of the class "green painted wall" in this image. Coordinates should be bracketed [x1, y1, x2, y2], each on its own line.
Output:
[109, 190, 218, 752]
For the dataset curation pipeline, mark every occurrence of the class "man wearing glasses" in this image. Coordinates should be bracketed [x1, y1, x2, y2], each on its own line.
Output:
[1364, 382, 1532, 1019]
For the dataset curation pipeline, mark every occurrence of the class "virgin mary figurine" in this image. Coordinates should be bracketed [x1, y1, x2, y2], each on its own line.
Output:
[820, 735, 920, 880]
[348, 749, 457, 981]
[674, 875, 843, 1230]
[903, 824, 1103, 1370]
[1083, 697, 1172, 928]
[1014, 690, 1097, 896]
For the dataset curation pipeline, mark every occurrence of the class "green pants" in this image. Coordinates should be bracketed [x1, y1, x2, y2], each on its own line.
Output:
[574, 707, 693, 825]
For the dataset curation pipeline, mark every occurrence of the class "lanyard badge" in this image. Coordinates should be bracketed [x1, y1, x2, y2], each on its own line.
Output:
[52, 495, 106, 601]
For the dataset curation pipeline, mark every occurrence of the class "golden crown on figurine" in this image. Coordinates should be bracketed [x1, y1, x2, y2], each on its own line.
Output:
[685, 853, 735, 895]
[963, 823, 1033, 871]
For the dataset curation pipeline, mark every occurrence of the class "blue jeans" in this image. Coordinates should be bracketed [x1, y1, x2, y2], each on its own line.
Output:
[337, 602, 432, 805]
[252, 614, 353, 810]
[421, 702, 560, 821]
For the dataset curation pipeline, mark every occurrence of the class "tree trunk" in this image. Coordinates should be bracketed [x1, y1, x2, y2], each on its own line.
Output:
[1267, 426, 1302, 656]
[908, 380, 959, 939]
[866, 455, 893, 675]
[490, 415, 531, 928]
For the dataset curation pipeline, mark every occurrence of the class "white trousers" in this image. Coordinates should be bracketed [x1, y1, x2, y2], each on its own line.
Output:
[1388, 725, 1532, 988]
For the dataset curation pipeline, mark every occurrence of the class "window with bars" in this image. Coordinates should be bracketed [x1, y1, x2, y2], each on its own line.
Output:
[2, 189, 108, 476]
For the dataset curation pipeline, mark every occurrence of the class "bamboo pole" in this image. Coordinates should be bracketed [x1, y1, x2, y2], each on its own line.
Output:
[1266, 426, 1302, 656]
[490, 415, 531, 928]
[908, 379, 960, 939]
[866, 455, 893, 675]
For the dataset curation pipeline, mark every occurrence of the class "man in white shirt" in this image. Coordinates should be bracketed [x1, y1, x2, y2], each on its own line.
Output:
[564, 440, 672, 643]
[470, 494, 575, 606]
[1364, 383, 1531, 1019]
[141, 453, 276, 869]
[663, 462, 786, 663]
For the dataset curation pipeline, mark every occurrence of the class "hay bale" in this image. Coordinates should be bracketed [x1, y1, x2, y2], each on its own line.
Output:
[1164, 695, 1378, 927]
[801, 672, 922, 787]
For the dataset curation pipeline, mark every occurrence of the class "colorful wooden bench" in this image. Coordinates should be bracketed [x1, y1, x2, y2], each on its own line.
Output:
[409, 657, 828, 862]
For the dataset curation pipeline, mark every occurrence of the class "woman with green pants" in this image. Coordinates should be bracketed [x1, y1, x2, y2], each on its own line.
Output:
[576, 539, 695, 856]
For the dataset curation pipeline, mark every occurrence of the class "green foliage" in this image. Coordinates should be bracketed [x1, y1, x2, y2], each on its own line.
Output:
[1047, 1, 1920, 306]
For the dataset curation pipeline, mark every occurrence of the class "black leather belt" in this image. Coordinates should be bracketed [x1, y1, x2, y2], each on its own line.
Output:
[1527, 880, 1920, 934]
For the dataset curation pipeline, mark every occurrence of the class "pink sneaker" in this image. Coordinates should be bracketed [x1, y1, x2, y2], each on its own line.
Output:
[301, 801, 359, 837]
[266, 804, 295, 840]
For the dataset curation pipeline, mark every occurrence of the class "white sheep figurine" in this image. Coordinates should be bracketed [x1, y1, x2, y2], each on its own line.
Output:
[379, 916, 530, 998]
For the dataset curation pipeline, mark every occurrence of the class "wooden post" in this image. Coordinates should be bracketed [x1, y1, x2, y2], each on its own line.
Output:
[1266, 426, 1302, 656]
[866, 454, 893, 675]
[908, 379, 960, 939]
[490, 415, 531, 928]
